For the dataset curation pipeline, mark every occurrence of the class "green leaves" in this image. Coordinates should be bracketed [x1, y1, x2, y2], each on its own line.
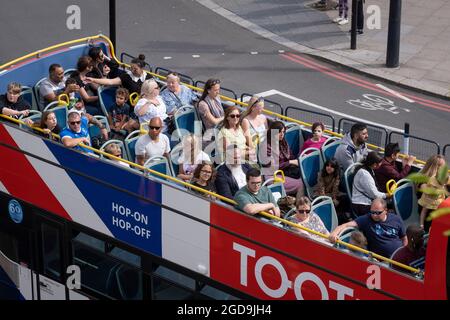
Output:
[406, 173, 430, 184]
[436, 164, 449, 186]
[427, 207, 450, 221]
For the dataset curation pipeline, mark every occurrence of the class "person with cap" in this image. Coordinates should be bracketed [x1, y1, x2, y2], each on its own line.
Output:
[329, 198, 407, 258]
[60, 109, 93, 154]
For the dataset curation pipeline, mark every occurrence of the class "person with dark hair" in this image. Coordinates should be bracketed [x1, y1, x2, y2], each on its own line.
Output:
[215, 144, 251, 199]
[352, 151, 390, 216]
[234, 168, 280, 217]
[197, 78, 224, 131]
[262, 121, 304, 197]
[36, 110, 61, 141]
[39, 63, 80, 108]
[375, 142, 416, 192]
[300, 122, 327, 154]
[86, 54, 152, 95]
[190, 161, 216, 197]
[334, 122, 369, 171]
[391, 224, 426, 273]
[329, 198, 407, 258]
[69, 56, 99, 105]
[87, 46, 121, 80]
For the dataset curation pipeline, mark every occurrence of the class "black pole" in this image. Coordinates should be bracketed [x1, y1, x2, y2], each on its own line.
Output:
[109, 0, 116, 49]
[403, 122, 410, 155]
[386, 0, 402, 68]
[350, 0, 358, 49]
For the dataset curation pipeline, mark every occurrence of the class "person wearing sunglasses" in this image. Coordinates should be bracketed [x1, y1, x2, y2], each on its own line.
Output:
[60, 110, 93, 154]
[287, 196, 329, 242]
[329, 198, 407, 258]
[217, 106, 252, 163]
[0, 82, 33, 125]
[135, 117, 170, 166]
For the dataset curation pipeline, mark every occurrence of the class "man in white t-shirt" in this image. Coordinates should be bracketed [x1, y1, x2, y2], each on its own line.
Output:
[135, 117, 171, 165]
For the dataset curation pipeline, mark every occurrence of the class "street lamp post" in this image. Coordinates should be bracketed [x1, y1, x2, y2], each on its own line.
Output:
[386, 0, 402, 68]
[109, 0, 116, 49]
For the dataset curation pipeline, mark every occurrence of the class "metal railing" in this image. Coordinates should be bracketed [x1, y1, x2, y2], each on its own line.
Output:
[388, 132, 440, 162]
[119, 52, 153, 72]
[154, 67, 194, 86]
[194, 80, 237, 101]
[240, 93, 284, 115]
[285, 106, 335, 133]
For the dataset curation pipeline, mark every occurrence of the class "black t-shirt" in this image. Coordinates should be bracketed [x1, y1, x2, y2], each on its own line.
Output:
[119, 73, 153, 95]
[0, 94, 30, 114]
[110, 103, 132, 124]
[87, 59, 121, 79]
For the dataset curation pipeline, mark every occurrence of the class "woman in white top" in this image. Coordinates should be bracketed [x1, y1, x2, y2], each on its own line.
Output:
[241, 95, 268, 147]
[217, 106, 252, 163]
[134, 79, 168, 128]
[177, 134, 211, 182]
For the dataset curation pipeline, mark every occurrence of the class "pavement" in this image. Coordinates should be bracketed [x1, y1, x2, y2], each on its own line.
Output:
[196, 0, 450, 99]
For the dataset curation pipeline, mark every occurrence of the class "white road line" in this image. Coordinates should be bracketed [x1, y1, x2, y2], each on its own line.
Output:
[261, 89, 404, 133]
[376, 84, 415, 103]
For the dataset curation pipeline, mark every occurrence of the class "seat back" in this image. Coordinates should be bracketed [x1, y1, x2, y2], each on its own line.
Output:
[266, 182, 286, 203]
[144, 156, 172, 179]
[20, 85, 38, 111]
[393, 179, 419, 227]
[173, 106, 196, 137]
[335, 226, 358, 248]
[98, 86, 119, 116]
[299, 147, 322, 199]
[33, 77, 47, 111]
[124, 130, 141, 163]
[311, 196, 338, 232]
[88, 115, 111, 139]
[100, 139, 128, 161]
[344, 162, 363, 199]
[284, 123, 304, 158]
[168, 143, 183, 177]
[321, 137, 342, 164]
[19, 111, 42, 133]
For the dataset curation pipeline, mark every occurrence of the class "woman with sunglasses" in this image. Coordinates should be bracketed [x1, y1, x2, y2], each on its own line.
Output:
[190, 161, 216, 198]
[300, 122, 327, 154]
[217, 106, 252, 163]
[287, 196, 329, 242]
[241, 95, 268, 146]
[197, 79, 224, 145]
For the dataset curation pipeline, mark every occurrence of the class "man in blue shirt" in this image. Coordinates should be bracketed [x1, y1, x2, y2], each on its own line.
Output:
[60, 110, 92, 153]
[329, 198, 407, 257]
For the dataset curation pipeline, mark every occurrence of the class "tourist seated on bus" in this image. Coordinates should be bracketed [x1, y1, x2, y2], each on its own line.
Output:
[352, 151, 391, 216]
[35, 110, 61, 141]
[375, 142, 416, 192]
[60, 109, 93, 154]
[190, 161, 216, 198]
[104, 142, 130, 168]
[391, 224, 426, 274]
[134, 79, 168, 131]
[69, 56, 100, 114]
[287, 196, 330, 243]
[300, 122, 327, 154]
[87, 46, 122, 83]
[215, 144, 251, 199]
[86, 54, 152, 96]
[39, 63, 80, 107]
[240, 95, 268, 147]
[329, 198, 407, 258]
[177, 134, 210, 182]
[348, 231, 368, 257]
[335, 122, 369, 172]
[261, 121, 304, 197]
[160, 72, 198, 116]
[134, 117, 170, 166]
[234, 168, 281, 218]
[217, 106, 252, 163]
[417, 155, 449, 231]
[197, 78, 224, 144]
[0, 82, 33, 126]
[313, 158, 350, 223]
[107, 87, 138, 138]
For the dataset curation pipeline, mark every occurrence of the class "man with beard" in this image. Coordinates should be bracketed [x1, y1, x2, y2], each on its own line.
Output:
[335, 122, 369, 171]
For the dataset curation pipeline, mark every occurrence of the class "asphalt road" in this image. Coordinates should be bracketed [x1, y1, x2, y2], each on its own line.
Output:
[1, 0, 449, 158]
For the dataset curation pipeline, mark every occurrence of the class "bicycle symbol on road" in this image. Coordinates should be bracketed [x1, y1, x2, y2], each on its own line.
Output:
[346, 94, 411, 114]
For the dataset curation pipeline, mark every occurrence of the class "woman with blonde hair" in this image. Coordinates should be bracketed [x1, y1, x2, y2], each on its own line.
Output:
[177, 134, 211, 182]
[134, 79, 168, 129]
[241, 95, 268, 146]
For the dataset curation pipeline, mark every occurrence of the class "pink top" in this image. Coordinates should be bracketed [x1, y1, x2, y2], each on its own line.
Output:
[300, 136, 327, 154]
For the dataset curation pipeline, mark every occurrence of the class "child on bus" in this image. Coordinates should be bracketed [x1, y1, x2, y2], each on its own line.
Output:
[108, 87, 138, 139]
